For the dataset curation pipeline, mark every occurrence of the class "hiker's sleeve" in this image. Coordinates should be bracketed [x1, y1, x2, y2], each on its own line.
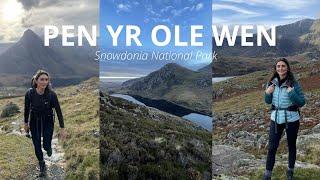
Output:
[265, 92, 273, 104]
[53, 92, 64, 128]
[264, 83, 273, 104]
[24, 91, 30, 124]
[288, 82, 306, 107]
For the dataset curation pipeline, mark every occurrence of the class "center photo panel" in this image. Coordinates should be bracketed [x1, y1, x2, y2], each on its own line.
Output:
[99, 0, 213, 179]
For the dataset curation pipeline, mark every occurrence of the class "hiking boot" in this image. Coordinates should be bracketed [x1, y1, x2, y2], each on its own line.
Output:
[39, 161, 47, 177]
[46, 148, 52, 157]
[262, 171, 271, 180]
[287, 169, 294, 180]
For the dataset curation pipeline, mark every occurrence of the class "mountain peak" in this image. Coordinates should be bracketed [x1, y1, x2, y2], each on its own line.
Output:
[163, 62, 180, 68]
[122, 63, 195, 89]
[20, 29, 42, 44]
[161, 63, 190, 72]
[23, 29, 38, 37]
[298, 18, 315, 23]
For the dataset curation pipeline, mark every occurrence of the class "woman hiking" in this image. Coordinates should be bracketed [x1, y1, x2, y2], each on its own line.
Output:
[24, 70, 66, 177]
[263, 58, 306, 180]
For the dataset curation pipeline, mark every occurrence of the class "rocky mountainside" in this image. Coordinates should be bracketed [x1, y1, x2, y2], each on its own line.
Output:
[116, 63, 212, 115]
[121, 63, 203, 90]
[0, 29, 97, 87]
[0, 43, 13, 54]
[0, 29, 74, 76]
[212, 61, 320, 178]
[47, 35, 98, 77]
[214, 19, 320, 58]
[212, 52, 319, 77]
[300, 19, 320, 48]
[212, 56, 278, 77]
[197, 62, 211, 73]
[100, 92, 211, 179]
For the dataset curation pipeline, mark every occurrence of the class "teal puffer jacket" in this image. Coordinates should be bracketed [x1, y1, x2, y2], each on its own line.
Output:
[264, 78, 305, 124]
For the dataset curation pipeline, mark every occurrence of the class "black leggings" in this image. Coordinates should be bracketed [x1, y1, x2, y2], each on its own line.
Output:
[30, 112, 54, 162]
[266, 120, 299, 171]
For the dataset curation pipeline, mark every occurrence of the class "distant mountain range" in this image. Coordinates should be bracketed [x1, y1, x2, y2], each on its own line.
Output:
[114, 63, 212, 115]
[212, 19, 320, 77]
[0, 29, 98, 87]
[214, 19, 320, 57]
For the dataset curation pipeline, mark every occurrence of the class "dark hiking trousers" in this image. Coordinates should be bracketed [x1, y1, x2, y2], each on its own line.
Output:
[266, 120, 300, 171]
[30, 111, 54, 162]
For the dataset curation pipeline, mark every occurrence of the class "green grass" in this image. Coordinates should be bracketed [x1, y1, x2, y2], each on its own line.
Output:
[0, 135, 37, 179]
[249, 166, 320, 180]
[101, 95, 211, 179]
[56, 77, 99, 180]
[213, 90, 269, 115]
[297, 142, 320, 166]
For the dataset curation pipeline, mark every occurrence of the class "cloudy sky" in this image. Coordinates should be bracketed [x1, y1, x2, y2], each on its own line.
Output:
[213, 0, 320, 26]
[100, 0, 212, 78]
[100, 0, 211, 50]
[0, 0, 98, 43]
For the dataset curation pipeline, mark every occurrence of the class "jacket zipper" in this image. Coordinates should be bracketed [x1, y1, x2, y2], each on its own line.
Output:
[277, 85, 281, 123]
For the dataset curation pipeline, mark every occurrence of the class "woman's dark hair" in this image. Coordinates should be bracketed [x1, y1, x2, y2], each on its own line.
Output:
[31, 69, 52, 94]
[269, 58, 295, 86]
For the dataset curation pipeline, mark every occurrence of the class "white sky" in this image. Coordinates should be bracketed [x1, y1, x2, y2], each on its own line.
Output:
[0, 0, 98, 43]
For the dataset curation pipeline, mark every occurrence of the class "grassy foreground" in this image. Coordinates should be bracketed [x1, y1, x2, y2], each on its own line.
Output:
[249, 166, 320, 180]
[57, 77, 99, 179]
[0, 77, 99, 179]
[0, 135, 37, 179]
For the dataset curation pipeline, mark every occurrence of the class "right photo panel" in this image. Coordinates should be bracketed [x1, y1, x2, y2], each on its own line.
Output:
[212, 0, 320, 179]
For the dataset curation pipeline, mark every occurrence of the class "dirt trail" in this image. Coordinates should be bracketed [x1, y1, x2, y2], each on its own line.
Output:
[8, 119, 66, 179]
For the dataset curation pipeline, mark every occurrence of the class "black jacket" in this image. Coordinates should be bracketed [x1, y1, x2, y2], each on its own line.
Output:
[24, 88, 64, 128]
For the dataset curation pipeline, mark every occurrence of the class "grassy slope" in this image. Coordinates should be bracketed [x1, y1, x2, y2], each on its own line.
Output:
[101, 94, 212, 179]
[58, 77, 99, 179]
[0, 135, 37, 179]
[0, 93, 36, 179]
[0, 77, 99, 179]
[250, 166, 320, 180]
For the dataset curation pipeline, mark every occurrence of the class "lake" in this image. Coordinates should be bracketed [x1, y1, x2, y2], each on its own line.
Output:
[110, 94, 145, 106]
[212, 77, 234, 84]
[110, 93, 212, 132]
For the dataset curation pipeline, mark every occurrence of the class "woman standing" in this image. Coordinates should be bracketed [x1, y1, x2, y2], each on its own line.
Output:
[24, 70, 66, 177]
[262, 58, 305, 180]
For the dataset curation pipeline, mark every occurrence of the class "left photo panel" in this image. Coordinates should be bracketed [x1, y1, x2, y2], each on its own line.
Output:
[0, 0, 99, 179]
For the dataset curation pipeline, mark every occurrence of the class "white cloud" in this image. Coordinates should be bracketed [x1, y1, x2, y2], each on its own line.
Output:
[195, 3, 203, 11]
[171, 7, 190, 17]
[212, 1, 318, 27]
[144, 4, 162, 20]
[213, 4, 261, 16]
[144, 18, 150, 23]
[0, 0, 98, 43]
[0, 0, 26, 42]
[219, 0, 318, 10]
[160, 6, 173, 13]
[213, 13, 300, 28]
[117, 3, 131, 13]
[151, 17, 171, 24]
[282, 15, 313, 20]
